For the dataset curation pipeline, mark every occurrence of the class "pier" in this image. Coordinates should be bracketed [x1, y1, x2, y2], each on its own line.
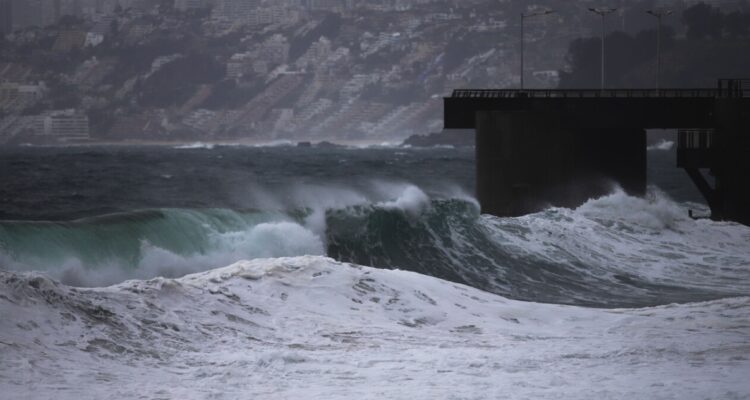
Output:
[444, 79, 750, 225]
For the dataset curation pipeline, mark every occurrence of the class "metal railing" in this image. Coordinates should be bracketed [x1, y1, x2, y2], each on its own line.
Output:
[678, 129, 714, 149]
[677, 128, 714, 170]
[452, 79, 750, 99]
[718, 79, 750, 98]
[451, 88, 720, 99]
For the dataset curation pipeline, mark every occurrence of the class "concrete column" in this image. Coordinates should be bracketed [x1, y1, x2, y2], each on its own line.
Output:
[572, 128, 647, 199]
[475, 110, 517, 216]
[475, 110, 647, 217]
[715, 99, 750, 225]
[475, 110, 570, 216]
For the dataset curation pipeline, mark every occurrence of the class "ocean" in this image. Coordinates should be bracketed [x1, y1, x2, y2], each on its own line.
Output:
[1, 143, 749, 399]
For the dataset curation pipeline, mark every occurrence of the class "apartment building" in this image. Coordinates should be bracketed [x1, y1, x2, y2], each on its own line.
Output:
[36, 109, 90, 140]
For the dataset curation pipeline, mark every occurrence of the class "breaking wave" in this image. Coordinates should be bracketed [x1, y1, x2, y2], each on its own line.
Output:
[1, 184, 748, 307]
[0, 209, 325, 287]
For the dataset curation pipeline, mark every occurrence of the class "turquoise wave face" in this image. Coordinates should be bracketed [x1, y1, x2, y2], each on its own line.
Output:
[0, 208, 325, 286]
[324, 194, 749, 308]
[1, 188, 749, 308]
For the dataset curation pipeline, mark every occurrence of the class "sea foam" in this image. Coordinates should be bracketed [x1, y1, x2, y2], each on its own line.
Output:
[1, 256, 748, 399]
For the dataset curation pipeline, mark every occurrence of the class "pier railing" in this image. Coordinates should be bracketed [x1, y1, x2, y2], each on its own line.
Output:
[677, 129, 714, 169]
[452, 80, 750, 99]
[718, 79, 750, 98]
[451, 88, 720, 99]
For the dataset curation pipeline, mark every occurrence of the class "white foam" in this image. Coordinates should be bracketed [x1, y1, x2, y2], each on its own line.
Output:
[576, 187, 687, 230]
[1, 256, 748, 399]
[483, 187, 750, 296]
[174, 142, 215, 150]
[375, 185, 430, 216]
[13, 220, 326, 288]
[250, 139, 296, 148]
[647, 139, 674, 151]
[240, 181, 444, 233]
[350, 141, 403, 149]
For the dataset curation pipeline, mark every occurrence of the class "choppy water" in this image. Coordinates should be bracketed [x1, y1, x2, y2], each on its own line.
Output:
[1, 144, 749, 399]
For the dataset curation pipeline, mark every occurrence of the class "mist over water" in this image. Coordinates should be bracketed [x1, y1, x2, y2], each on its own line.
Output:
[0, 145, 474, 221]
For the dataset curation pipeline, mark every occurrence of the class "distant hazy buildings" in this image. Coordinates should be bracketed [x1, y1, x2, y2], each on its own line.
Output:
[37, 109, 90, 140]
[3, 0, 743, 144]
[212, 0, 299, 27]
[174, 0, 206, 11]
[0, 109, 89, 144]
[0, 0, 553, 142]
[52, 30, 87, 51]
[2, 0, 159, 32]
[212, 0, 260, 20]
[0, 82, 46, 113]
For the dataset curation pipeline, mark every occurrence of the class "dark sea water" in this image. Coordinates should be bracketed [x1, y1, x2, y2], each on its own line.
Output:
[0, 145, 474, 221]
[0, 144, 747, 308]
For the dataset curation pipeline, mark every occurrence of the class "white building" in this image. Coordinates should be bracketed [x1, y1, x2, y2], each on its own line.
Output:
[36, 110, 90, 140]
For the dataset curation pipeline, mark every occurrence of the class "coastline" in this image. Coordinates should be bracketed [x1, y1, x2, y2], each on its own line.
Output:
[0, 137, 409, 148]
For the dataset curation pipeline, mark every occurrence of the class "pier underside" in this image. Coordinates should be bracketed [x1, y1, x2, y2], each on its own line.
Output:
[445, 83, 750, 225]
[475, 110, 645, 216]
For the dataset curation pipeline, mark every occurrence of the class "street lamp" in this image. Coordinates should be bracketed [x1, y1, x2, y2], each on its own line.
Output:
[588, 7, 618, 90]
[520, 9, 554, 89]
[646, 9, 673, 90]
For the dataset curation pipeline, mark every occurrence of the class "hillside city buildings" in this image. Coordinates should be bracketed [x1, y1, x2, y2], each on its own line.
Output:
[0, 0, 710, 144]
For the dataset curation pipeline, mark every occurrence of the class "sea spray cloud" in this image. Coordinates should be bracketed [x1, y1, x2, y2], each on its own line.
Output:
[576, 187, 688, 231]
[647, 140, 675, 151]
[376, 185, 431, 216]
[32, 221, 326, 287]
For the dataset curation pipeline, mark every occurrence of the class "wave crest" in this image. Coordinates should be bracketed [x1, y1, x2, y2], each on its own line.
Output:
[1, 185, 748, 307]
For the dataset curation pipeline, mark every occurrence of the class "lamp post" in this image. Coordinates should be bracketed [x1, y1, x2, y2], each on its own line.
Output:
[520, 9, 554, 89]
[647, 9, 673, 90]
[588, 7, 617, 89]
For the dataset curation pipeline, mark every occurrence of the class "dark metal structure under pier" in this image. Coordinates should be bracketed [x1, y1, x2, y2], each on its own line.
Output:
[444, 79, 750, 225]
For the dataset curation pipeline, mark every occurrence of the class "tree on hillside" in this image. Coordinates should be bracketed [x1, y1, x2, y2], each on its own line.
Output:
[558, 37, 600, 88]
[558, 28, 674, 88]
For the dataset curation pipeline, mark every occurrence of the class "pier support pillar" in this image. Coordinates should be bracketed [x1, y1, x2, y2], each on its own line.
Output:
[475, 110, 646, 217]
[715, 99, 750, 225]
